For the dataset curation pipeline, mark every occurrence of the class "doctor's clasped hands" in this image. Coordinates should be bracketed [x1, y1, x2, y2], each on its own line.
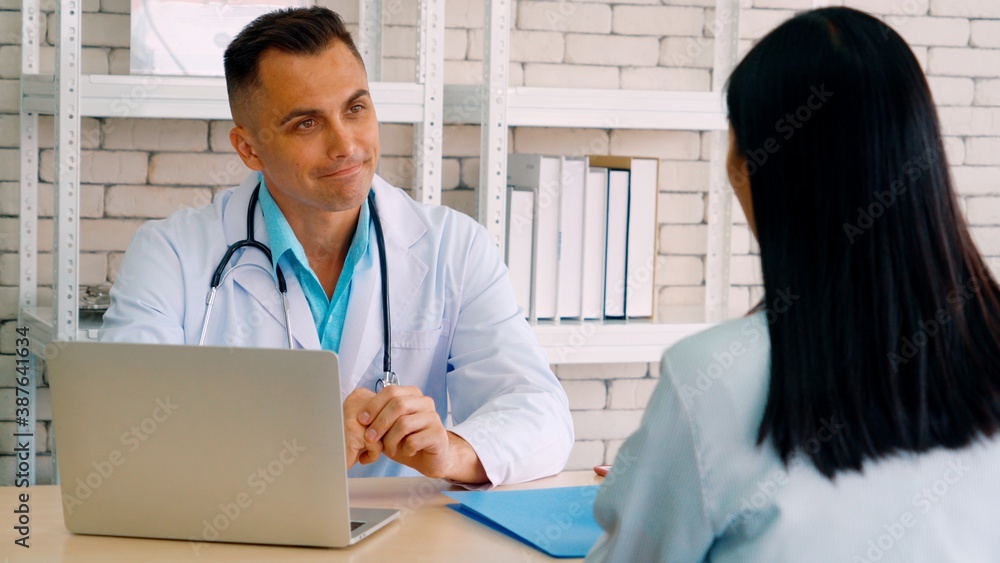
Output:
[343, 386, 488, 484]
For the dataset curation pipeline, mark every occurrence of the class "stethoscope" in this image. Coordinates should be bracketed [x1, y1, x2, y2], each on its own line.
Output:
[198, 182, 398, 390]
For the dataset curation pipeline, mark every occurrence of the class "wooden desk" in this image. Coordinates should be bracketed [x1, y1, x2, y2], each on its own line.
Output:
[0, 471, 604, 561]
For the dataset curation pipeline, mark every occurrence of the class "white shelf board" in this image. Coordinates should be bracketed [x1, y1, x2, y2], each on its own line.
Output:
[445, 85, 728, 130]
[533, 306, 714, 364]
[20, 76, 728, 130]
[20, 306, 715, 365]
[20, 74, 427, 123]
[21, 307, 102, 358]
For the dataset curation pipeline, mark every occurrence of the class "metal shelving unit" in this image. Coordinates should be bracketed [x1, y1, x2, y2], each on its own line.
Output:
[472, 0, 741, 358]
[17, 0, 742, 481]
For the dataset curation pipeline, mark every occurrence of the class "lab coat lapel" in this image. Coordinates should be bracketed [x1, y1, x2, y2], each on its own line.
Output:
[224, 174, 320, 350]
[337, 178, 428, 394]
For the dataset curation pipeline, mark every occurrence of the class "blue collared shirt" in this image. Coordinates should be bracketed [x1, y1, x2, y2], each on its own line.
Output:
[258, 175, 370, 353]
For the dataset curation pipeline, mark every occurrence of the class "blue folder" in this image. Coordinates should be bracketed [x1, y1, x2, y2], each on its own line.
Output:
[443, 485, 603, 558]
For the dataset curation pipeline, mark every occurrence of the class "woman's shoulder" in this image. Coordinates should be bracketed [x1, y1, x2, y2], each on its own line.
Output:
[657, 311, 774, 462]
[662, 311, 772, 393]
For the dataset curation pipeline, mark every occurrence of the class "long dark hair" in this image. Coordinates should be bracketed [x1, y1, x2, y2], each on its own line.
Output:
[726, 7, 1000, 478]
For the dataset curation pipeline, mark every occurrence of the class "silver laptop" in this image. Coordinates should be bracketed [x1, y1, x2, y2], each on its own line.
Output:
[47, 341, 399, 548]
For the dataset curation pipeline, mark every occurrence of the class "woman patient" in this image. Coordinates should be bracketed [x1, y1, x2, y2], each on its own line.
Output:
[587, 7, 1000, 562]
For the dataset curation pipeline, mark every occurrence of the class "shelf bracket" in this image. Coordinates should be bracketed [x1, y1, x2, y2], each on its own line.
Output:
[412, 0, 444, 205]
[358, 0, 383, 81]
[479, 0, 510, 251]
[18, 0, 43, 489]
[705, 0, 741, 323]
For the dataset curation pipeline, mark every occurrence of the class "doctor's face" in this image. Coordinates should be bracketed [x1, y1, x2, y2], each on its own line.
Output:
[231, 41, 380, 214]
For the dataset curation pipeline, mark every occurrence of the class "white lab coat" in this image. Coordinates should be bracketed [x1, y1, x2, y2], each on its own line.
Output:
[101, 173, 574, 485]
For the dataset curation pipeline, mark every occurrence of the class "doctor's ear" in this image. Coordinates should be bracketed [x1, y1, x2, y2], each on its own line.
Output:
[230, 126, 265, 172]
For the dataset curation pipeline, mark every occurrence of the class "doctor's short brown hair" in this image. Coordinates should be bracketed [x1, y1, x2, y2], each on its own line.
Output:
[223, 6, 365, 126]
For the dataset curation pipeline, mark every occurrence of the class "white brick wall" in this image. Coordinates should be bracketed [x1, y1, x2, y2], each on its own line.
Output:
[565, 34, 660, 67]
[660, 36, 715, 68]
[2, 0, 999, 485]
[524, 63, 619, 89]
[740, 9, 796, 40]
[655, 256, 704, 285]
[661, 160, 710, 192]
[928, 76, 975, 106]
[892, 16, 970, 47]
[842, 0, 928, 15]
[939, 107, 1000, 136]
[561, 380, 608, 410]
[966, 138, 1000, 165]
[609, 130, 701, 160]
[39, 150, 148, 184]
[954, 166, 1000, 194]
[572, 410, 645, 441]
[970, 20, 1000, 48]
[511, 30, 565, 63]
[976, 80, 1000, 106]
[607, 378, 659, 410]
[930, 0, 1000, 18]
[513, 128, 610, 155]
[102, 119, 209, 152]
[517, 2, 612, 34]
[567, 440, 605, 471]
[658, 193, 705, 224]
[928, 48, 1000, 77]
[612, 6, 705, 37]
[620, 66, 711, 91]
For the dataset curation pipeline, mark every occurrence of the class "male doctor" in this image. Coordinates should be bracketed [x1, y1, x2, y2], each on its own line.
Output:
[100, 7, 573, 487]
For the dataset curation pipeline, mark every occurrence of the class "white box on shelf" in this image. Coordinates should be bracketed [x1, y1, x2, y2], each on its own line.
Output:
[508, 154, 562, 320]
[506, 186, 536, 320]
[603, 168, 630, 319]
[581, 166, 608, 320]
[557, 157, 587, 320]
[130, 0, 311, 76]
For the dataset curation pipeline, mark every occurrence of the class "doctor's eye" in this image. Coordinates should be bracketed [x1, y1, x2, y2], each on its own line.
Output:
[297, 118, 317, 130]
[349, 104, 365, 114]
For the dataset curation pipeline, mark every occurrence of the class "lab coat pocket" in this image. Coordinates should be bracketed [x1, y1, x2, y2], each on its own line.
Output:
[391, 327, 445, 349]
[389, 327, 448, 398]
